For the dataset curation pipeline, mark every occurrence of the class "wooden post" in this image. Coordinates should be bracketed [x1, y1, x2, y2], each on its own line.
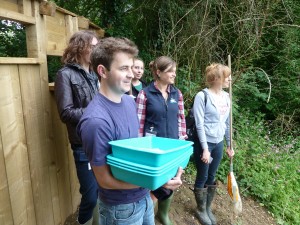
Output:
[39, 1, 57, 17]
[78, 16, 89, 29]
[25, 1, 57, 224]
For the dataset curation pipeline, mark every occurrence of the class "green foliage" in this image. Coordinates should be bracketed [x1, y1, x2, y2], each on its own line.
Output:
[216, 110, 300, 225]
[47, 56, 62, 82]
[0, 20, 27, 57]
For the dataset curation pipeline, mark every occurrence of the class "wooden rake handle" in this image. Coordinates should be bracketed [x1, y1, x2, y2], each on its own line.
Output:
[228, 55, 233, 165]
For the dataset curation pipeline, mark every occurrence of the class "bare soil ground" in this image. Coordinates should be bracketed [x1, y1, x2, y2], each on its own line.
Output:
[65, 175, 278, 225]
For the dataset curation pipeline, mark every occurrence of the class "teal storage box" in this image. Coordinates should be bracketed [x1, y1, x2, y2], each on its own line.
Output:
[107, 147, 193, 174]
[109, 149, 192, 190]
[109, 136, 193, 167]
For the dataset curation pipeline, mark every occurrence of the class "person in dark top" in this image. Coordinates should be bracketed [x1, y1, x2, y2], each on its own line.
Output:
[77, 37, 183, 225]
[128, 57, 147, 98]
[136, 56, 187, 225]
[55, 30, 99, 225]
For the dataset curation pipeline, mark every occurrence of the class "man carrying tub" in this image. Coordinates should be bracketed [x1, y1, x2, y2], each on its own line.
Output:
[77, 37, 183, 225]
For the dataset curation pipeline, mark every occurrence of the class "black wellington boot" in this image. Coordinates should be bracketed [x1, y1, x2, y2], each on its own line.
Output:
[206, 184, 217, 225]
[194, 187, 212, 225]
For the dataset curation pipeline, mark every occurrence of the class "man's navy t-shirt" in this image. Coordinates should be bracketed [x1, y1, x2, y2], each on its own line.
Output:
[77, 92, 149, 205]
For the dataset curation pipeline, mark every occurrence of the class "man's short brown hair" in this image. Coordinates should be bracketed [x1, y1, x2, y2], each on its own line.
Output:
[91, 37, 139, 77]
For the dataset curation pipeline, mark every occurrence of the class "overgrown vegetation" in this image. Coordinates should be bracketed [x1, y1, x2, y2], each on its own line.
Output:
[0, 20, 26, 57]
[216, 111, 300, 224]
[1, 0, 299, 224]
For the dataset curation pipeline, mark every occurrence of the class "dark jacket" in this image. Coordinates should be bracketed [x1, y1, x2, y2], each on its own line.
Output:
[131, 80, 147, 98]
[126, 80, 147, 99]
[143, 81, 179, 139]
[55, 63, 98, 145]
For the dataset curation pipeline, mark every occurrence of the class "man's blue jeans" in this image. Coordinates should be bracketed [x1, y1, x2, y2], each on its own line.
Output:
[99, 193, 155, 225]
[194, 140, 224, 188]
[72, 145, 99, 224]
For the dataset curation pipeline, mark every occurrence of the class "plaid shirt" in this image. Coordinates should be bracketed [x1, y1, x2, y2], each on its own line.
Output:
[136, 82, 187, 139]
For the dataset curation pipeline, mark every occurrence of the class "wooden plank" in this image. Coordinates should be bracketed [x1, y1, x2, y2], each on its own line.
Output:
[0, 131, 13, 225]
[46, 37, 65, 55]
[49, 82, 54, 91]
[21, 0, 33, 17]
[0, 57, 42, 65]
[50, 92, 74, 222]
[65, 15, 75, 42]
[94, 29, 105, 38]
[0, 0, 18, 12]
[46, 49, 64, 57]
[68, 144, 81, 212]
[0, 70, 14, 225]
[72, 16, 79, 33]
[78, 16, 89, 29]
[56, 5, 77, 17]
[24, 2, 57, 224]
[45, 13, 67, 56]
[0, 8, 35, 24]
[19, 64, 55, 225]
[46, 13, 66, 34]
[50, 83, 81, 212]
[0, 65, 36, 225]
[49, 163, 62, 225]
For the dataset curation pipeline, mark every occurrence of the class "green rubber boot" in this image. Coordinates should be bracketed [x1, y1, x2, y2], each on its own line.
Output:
[194, 187, 212, 225]
[156, 194, 174, 225]
[206, 184, 217, 225]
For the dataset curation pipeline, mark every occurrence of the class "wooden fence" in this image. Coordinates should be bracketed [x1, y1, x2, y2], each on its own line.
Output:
[0, 1, 104, 224]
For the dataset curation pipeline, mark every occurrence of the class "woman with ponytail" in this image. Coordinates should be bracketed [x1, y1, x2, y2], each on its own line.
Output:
[136, 56, 187, 225]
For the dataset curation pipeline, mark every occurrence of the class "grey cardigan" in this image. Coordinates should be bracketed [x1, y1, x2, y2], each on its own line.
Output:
[192, 88, 230, 150]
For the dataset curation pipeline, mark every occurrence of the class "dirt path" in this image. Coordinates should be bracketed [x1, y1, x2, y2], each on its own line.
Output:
[161, 178, 278, 225]
[65, 175, 278, 225]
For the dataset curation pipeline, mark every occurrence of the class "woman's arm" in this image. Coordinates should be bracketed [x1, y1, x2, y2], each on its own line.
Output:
[193, 92, 208, 150]
[194, 92, 211, 164]
[136, 90, 147, 137]
[55, 70, 84, 124]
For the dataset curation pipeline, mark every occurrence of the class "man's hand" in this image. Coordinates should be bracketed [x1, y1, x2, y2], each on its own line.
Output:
[163, 167, 184, 190]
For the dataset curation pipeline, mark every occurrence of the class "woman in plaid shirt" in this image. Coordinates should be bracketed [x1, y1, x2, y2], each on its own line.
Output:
[136, 56, 187, 225]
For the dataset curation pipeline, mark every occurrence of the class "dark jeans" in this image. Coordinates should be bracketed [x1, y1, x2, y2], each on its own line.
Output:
[194, 140, 224, 188]
[72, 145, 99, 224]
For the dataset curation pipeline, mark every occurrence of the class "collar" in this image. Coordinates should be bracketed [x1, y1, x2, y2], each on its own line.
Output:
[153, 81, 172, 93]
[67, 63, 97, 80]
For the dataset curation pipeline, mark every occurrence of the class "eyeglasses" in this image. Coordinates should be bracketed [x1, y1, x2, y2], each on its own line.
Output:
[90, 44, 97, 50]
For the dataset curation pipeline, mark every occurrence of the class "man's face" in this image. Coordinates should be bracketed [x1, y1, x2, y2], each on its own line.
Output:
[106, 52, 134, 94]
